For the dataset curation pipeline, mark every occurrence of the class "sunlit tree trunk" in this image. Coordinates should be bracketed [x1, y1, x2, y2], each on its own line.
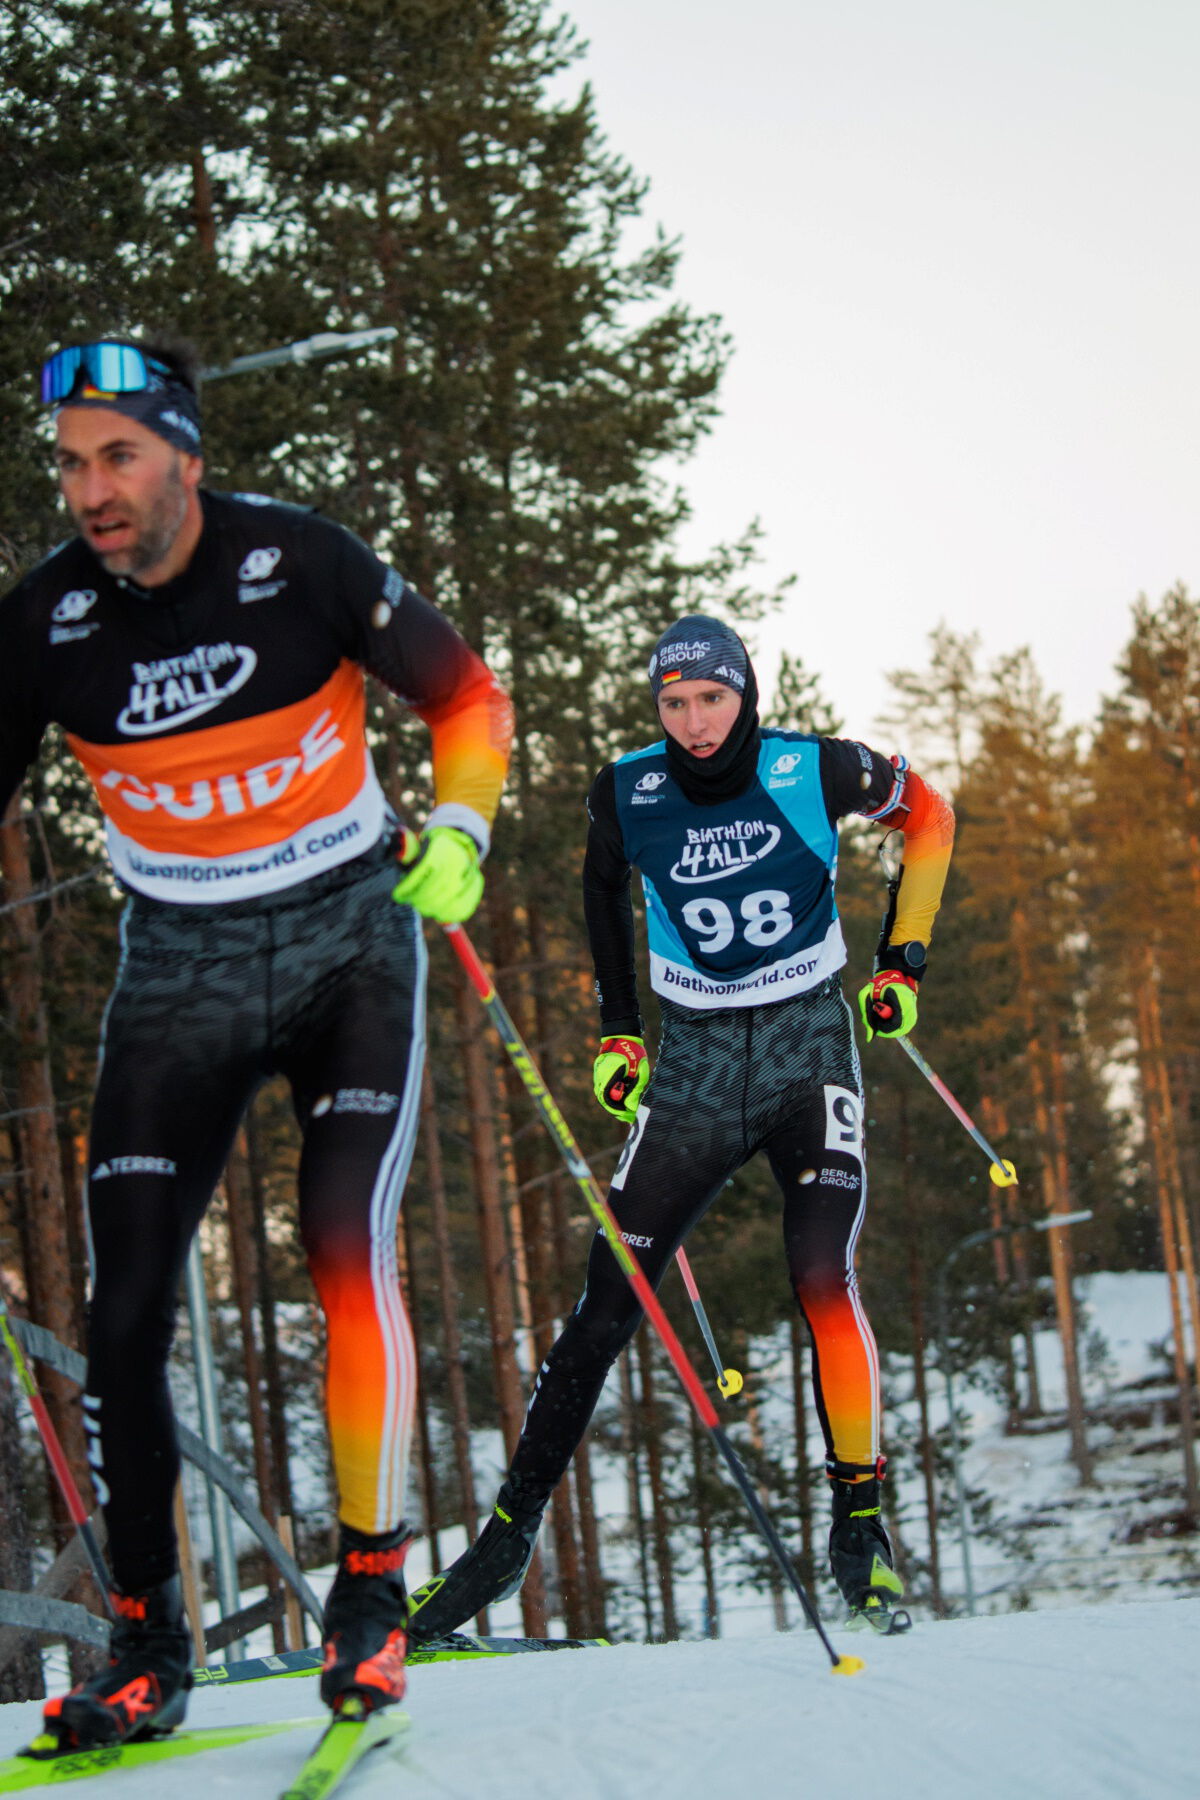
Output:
[0, 1356, 44, 1700]
[223, 1146, 285, 1649]
[1012, 905, 1091, 1481]
[899, 1093, 943, 1612]
[1136, 971, 1199, 1518]
[398, 1203, 441, 1571]
[1, 804, 98, 1680]
[418, 1066, 488, 1622]
[452, 970, 547, 1633]
[243, 1108, 296, 1538]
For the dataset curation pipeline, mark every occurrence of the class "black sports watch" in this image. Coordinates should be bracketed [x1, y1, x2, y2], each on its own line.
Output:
[877, 941, 927, 981]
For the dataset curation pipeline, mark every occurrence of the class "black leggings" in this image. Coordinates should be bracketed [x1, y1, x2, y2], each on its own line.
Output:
[84, 843, 425, 1591]
[507, 978, 881, 1508]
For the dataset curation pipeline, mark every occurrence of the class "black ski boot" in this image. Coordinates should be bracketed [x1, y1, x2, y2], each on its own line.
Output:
[407, 1480, 544, 1646]
[828, 1464, 910, 1635]
[320, 1523, 412, 1715]
[37, 1575, 192, 1752]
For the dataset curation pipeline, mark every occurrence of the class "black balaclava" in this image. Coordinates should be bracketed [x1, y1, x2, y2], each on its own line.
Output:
[648, 614, 761, 806]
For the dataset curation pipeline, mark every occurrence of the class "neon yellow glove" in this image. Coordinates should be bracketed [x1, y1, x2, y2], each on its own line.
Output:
[857, 969, 919, 1042]
[393, 827, 483, 924]
[593, 1036, 650, 1122]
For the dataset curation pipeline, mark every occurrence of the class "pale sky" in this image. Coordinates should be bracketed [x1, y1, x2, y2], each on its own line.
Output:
[558, 0, 1200, 741]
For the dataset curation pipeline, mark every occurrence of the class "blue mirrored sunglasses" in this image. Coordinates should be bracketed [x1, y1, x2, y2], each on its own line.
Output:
[40, 342, 168, 406]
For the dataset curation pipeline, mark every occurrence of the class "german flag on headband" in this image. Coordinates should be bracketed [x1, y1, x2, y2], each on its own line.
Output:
[661, 668, 682, 685]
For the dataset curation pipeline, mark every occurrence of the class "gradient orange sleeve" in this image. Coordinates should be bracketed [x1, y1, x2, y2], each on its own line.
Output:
[416, 657, 513, 831]
[888, 769, 955, 949]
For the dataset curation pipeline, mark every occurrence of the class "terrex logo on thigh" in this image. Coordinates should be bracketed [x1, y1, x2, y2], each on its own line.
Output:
[91, 1156, 177, 1179]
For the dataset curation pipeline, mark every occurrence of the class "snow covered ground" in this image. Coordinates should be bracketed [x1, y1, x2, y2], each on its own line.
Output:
[10, 1267, 1199, 1796]
[4, 1597, 1197, 1797]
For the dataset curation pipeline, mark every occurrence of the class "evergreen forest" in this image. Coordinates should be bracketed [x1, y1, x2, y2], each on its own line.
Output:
[1, 0, 1197, 1698]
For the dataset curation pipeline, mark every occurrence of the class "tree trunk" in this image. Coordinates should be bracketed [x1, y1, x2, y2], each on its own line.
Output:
[487, 884, 586, 1634]
[1142, 971, 1200, 1382]
[789, 1315, 815, 1594]
[451, 967, 547, 1633]
[900, 1089, 943, 1611]
[689, 1406, 720, 1637]
[222, 1146, 285, 1651]
[418, 1065, 487, 1620]
[635, 1329, 679, 1640]
[745, 1389, 787, 1631]
[0, 1355, 44, 1700]
[569, 1447, 607, 1639]
[399, 1201, 441, 1569]
[544, 1103, 608, 1635]
[619, 1351, 655, 1639]
[0, 806, 95, 1593]
[243, 1109, 296, 1532]
[169, 0, 218, 260]
[1012, 906, 1091, 1480]
[1137, 975, 1199, 1518]
[979, 1104, 1021, 1425]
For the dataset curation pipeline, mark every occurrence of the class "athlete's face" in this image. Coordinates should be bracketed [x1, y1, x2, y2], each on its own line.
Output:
[54, 407, 203, 586]
[656, 679, 742, 757]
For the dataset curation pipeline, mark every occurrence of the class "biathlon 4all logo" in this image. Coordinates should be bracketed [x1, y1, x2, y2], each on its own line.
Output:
[116, 643, 258, 734]
[669, 819, 781, 882]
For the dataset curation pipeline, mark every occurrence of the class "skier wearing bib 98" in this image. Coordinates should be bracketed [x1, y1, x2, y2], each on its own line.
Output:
[408, 614, 954, 1638]
[1, 338, 512, 1749]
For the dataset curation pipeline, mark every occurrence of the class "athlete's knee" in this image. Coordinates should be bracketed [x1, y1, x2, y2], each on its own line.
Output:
[88, 1279, 178, 1366]
[792, 1266, 858, 1316]
[555, 1293, 642, 1375]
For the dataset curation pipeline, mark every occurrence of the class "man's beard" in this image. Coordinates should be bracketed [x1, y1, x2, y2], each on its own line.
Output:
[91, 463, 189, 579]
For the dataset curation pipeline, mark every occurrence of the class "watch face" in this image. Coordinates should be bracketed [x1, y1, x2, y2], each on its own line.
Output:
[904, 944, 926, 970]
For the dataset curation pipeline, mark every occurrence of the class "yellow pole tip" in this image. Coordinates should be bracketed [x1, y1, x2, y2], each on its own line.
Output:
[989, 1159, 1018, 1187]
[719, 1370, 744, 1397]
[832, 1654, 866, 1676]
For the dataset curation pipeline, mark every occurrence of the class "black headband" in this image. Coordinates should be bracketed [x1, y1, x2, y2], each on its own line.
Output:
[57, 370, 203, 456]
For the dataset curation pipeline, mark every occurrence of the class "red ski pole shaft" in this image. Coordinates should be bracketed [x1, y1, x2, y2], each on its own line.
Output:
[442, 923, 857, 1672]
[893, 1036, 1018, 1186]
[674, 1246, 742, 1397]
[0, 1295, 116, 1619]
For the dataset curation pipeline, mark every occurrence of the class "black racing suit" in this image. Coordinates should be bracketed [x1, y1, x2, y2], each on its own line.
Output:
[0, 492, 511, 1589]
[503, 736, 912, 1512]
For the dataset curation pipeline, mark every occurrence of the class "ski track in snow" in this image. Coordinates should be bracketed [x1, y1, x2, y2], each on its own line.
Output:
[4, 1598, 1196, 1799]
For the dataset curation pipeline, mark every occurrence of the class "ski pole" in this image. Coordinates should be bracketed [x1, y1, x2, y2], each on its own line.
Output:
[893, 1036, 1018, 1187]
[443, 922, 861, 1675]
[675, 1246, 743, 1397]
[0, 1285, 116, 1619]
[871, 838, 1016, 1187]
